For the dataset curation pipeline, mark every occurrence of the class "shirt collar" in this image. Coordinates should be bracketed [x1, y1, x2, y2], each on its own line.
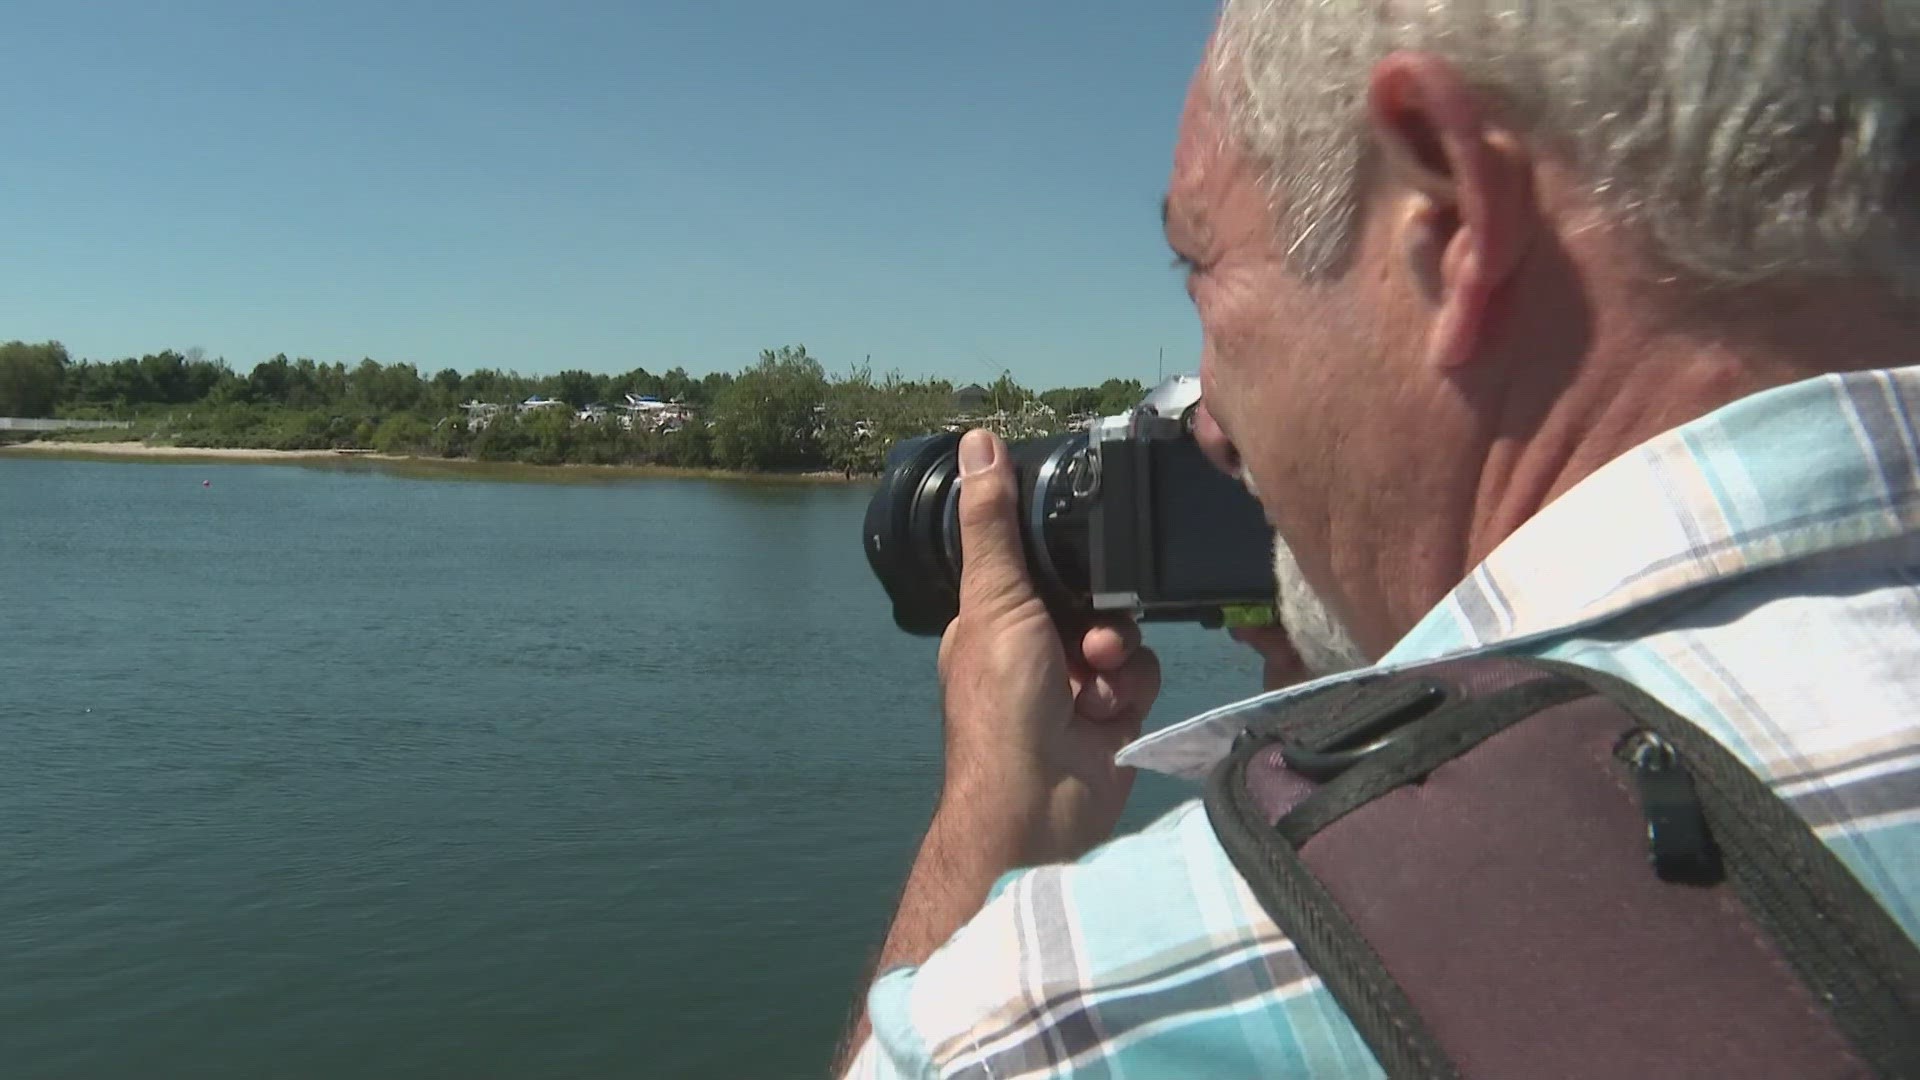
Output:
[1118, 364, 1920, 781]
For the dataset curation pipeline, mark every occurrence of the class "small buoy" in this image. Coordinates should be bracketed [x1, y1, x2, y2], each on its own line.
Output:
[203, 479, 211, 487]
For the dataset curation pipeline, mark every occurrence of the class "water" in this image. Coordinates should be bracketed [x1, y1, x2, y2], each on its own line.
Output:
[0, 456, 1260, 1078]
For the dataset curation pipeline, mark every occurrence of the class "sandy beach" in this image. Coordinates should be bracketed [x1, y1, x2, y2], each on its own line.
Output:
[0, 439, 872, 484]
[0, 441, 406, 463]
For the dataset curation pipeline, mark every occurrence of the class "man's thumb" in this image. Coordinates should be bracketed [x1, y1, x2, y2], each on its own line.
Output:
[955, 428, 1033, 615]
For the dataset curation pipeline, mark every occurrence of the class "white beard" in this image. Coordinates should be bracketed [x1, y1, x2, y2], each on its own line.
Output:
[1241, 466, 1370, 677]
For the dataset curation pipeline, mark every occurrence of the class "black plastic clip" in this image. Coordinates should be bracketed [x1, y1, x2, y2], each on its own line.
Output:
[1279, 679, 1449, 781]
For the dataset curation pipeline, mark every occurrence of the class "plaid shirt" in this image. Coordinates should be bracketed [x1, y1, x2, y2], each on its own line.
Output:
[846, 366, 1920, 1079]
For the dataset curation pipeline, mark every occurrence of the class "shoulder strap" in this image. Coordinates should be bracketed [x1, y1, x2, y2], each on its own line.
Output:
[1203, 655, 1920, 1080]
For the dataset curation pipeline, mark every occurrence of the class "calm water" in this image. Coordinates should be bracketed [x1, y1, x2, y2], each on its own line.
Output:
[0, 456, 1258, 1078]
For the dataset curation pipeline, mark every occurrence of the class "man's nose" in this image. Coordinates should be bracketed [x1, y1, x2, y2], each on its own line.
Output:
[1191, 400, 1240, 477]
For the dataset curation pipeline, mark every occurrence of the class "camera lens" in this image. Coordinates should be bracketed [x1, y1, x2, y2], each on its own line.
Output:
[862, 430, 1096, 635]
[861, 433, 963, 636]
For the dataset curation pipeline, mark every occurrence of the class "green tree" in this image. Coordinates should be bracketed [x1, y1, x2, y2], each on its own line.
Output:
[1040, 386, 1102, 417]
[984, 369, 1032, 413]
[656, 367, 694, 403]
[348, 358, 425, 414]
[461, 368, 516, 402]
[1094, 378, 1149, 416]
[4, 333, 1158, 473]
[0, 341, 71, 417]
[818, 365, 961, 474]
[662, 422, 714, 468]
[710, 345, 829, 471]
[697, 371, 735, 409]
[246, 354, 296, 405]
[608, 366, 659, 402]
[384, 363, 427, 413]
[821, 364, 882, 474]
[429, 414, 470, 458]
[137, 350, 192, 404]
[372, 414, 435, 455]
[548, 369, 606, 407]
[520, 403, 582, 465]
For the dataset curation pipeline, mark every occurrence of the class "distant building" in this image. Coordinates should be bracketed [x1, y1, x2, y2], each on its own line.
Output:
[617, 392, 696, 433]
[951, 384, 990, 414]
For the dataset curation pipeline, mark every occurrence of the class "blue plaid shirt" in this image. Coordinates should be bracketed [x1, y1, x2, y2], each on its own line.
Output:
[846, 366, 1920, 1079]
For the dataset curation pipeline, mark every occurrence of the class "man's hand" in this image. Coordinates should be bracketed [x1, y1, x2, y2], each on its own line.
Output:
[936, 427, 1161, 865]
[1229, 625, 1312, 692]
[832, 428, 1160, 1077]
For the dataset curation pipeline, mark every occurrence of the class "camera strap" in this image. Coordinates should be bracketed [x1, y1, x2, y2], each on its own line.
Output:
[1202, 654, 1920, 1080]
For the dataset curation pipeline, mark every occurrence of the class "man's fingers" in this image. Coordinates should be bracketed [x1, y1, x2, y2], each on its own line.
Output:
[954, 429, 1034, 618]
[1081, 619, 1141, 674]
[1076, 647, 1161, 721]
[1229, 626, 1292, 650]
[1231, 624, 1307, 692]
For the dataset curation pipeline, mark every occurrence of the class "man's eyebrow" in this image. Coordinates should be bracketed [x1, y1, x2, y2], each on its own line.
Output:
[1161, 194, 1201, 247]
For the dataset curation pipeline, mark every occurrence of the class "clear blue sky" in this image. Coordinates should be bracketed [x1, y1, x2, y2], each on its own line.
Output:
[2, 0, 1218, 391]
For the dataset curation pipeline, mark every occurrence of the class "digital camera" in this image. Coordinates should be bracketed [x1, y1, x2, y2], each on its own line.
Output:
[861, 374, 1278, 636]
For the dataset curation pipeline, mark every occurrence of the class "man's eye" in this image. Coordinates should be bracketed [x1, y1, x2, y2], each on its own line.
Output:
[1169, 253, 1202, 274]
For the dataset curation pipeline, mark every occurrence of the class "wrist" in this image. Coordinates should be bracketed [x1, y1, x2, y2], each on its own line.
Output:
[931, 779, 1052, 870]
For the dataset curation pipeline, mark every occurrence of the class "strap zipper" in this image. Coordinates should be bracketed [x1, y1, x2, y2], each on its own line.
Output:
[1617, 729, 1724, 885]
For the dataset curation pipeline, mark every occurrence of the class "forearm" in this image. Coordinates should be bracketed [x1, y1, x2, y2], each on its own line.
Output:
[831, 800, 1028, 1077]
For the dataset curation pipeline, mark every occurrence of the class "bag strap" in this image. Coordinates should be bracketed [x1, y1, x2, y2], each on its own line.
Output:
[1529, 658, 1920, 1072]
[1203, 655, 1920, 1079]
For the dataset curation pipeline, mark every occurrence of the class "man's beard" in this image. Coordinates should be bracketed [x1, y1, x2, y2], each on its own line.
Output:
[1241, 466, 1370, 677]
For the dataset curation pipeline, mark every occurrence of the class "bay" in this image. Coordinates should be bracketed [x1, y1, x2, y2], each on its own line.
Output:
[0, 457, 1259, 1078]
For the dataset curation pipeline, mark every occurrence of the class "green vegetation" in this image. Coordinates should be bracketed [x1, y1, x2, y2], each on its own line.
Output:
[0, 341, 70, 418]
[0, 340, 1152, 474]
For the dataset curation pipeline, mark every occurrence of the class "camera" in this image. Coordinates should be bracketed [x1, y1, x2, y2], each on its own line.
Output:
[861, 374, 1278, 636]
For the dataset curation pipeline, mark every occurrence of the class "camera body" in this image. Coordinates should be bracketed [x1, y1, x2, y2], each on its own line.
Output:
[862, 374, 1278, 636]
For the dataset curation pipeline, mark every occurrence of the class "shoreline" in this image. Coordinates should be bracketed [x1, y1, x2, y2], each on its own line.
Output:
[0, 440, 876, 485]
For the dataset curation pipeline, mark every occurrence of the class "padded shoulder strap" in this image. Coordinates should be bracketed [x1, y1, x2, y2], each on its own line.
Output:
[1204, 655, 1920, 1080]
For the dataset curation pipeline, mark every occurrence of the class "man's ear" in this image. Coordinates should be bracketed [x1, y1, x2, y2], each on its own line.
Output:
[1365, 51, 1535, 374]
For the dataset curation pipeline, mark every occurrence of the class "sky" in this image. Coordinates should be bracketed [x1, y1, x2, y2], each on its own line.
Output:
[1, 0, 1220, 391]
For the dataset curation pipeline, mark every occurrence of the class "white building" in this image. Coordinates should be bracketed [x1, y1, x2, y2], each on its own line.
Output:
[617, 393, 696, 433]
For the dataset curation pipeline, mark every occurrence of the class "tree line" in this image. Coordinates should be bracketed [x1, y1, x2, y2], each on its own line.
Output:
[0, 340, 1151, 474]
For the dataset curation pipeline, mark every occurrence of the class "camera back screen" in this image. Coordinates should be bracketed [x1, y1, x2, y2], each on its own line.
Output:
[1147, 439, 1276, 600]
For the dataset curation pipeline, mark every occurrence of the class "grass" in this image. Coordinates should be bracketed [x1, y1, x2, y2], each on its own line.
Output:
[40, 426, 150, 444]
[299, 455, 875, 487]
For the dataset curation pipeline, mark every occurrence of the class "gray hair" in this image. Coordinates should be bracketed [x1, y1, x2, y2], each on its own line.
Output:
[1209, 0, 1920, 295]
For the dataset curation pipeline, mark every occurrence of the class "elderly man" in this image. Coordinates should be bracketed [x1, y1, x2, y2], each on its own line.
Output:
[836, 1, 1920, 1076]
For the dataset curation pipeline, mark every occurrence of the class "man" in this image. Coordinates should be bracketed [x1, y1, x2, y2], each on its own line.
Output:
[837, 1, 1920, 1075]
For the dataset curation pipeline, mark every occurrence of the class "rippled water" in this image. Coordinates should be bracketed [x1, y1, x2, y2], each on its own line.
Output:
[0, 456, 1259, 1078]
